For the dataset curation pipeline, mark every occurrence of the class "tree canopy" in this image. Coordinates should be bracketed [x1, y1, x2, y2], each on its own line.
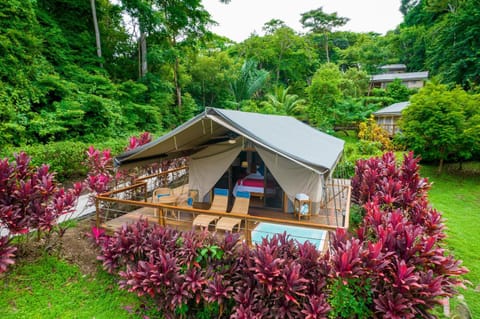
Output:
[400, 82, 480, 172]
[1, 0, 480, 167]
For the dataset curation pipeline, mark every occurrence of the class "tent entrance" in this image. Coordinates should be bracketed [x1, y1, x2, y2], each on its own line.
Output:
[214, 150, 285, 211]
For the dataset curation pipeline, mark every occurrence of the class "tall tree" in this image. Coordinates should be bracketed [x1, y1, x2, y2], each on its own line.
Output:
[300, 7, 348, 63]
[120, 0, 158, 78]
[262, 19, 287, 35]
[156, 0, 214, 109]
[90, 0, 103, 67]
[237, 26, 317, 89]
[121, 0, 216, 108]
[426, 0, 480, 87]
[306, 63, 343, 128]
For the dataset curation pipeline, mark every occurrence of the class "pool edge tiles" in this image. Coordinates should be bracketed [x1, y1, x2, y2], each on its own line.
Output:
[251, 222, 327, 251]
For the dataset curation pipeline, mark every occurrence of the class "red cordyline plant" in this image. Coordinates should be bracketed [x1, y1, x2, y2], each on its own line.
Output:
[0, 236, 16, 273]
[331, 151, 468, 318]
[96, 219, 241, 318]
[126, 132, 152, 151]
[95, 220, 331, 319]
[231, 233, 331, 319]
[0, 152, 82, 273]
[84, 132, 187, 200]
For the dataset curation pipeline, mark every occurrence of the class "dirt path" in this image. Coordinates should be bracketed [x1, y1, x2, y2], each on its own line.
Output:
[59, 217, 100, 276]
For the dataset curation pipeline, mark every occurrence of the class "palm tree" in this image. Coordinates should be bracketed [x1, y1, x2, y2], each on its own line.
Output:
[230, 60, 269, 109]
[264, 86, 305, 115]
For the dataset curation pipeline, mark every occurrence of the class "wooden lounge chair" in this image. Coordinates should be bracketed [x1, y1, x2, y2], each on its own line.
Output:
[152, 187, 177, 217]
[192, 188, 229, 229]
[215, 191, 250, 232]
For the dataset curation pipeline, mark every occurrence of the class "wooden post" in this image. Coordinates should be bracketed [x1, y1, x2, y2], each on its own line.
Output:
[159, 208, 165, 227]
[245, 218, 251, 246]
[143, 184, 147, 202]
[95, 196, 100, 228]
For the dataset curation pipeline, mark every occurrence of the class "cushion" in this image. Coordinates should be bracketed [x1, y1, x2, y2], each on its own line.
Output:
[295, 193, 309, 200]
[214, 188, 229, 196]
[236, 191, 251, 199]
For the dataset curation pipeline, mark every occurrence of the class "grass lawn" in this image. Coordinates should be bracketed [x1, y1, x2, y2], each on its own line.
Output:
[0, 255, 138, 319]
[421, 165, 480, 317]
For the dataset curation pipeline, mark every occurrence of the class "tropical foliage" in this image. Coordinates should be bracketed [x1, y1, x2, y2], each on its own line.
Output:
[400, 82, 480, 172]
[0, 152, 83, 273]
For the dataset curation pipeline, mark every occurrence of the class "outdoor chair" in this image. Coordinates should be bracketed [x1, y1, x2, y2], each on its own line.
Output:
[152, 187, 177, 217]
[192, 188, 229, 229]
[215, 191, 250, 232]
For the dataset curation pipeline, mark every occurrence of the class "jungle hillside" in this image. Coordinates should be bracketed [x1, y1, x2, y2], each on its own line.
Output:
[2, 0, 480, 156]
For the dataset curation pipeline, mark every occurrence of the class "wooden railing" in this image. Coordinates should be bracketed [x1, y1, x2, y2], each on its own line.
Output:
[95, 167, 349, 247]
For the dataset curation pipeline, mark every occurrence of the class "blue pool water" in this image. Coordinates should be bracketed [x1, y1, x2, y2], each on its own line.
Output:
[251, 222, 327, 250]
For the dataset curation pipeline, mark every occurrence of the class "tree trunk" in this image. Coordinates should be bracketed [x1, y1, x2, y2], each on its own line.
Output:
[173, 56, 182, 109]
[139, 32, 147, 78]
[324, 31, 330, 63]
[438, 157, 444, 174]
[90, 0, 102, 67]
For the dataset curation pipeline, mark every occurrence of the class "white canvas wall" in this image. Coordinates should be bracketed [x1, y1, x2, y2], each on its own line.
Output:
[188, 143, 242, 200]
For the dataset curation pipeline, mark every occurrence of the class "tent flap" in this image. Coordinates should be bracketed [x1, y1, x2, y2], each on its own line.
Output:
[256, 146, 324, 207]
[188, 143, 242, 200]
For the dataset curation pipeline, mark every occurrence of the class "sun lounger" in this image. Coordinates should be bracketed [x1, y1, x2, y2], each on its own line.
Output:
[215, 191, 250, 232]
[192, 188, 228, 229]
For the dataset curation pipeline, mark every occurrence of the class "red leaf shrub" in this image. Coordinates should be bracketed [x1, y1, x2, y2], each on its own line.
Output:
[125, 132, 152, 151]
[339, 151, 468, 318]
[96, 222, 330, 318]
[0, 236, 16, 274]
[84, 131, 186, 198]
[232, 233, 330, 319]
[0, 152, 82, 272]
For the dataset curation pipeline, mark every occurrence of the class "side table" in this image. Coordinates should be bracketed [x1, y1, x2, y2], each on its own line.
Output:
[294, 198, 311, 220]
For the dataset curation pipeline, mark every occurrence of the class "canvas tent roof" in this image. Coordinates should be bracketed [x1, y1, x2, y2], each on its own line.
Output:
[115, 108, 344, 174]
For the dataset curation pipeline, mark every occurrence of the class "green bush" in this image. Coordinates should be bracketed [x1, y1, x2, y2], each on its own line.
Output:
[328, 278, 373, 319]
[0, 138, 130, 181]
[348, 204, 365, 230]
[357, 140, 383, 155]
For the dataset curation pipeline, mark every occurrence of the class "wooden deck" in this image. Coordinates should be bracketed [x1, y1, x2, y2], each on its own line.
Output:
[97, 171, 350, 252]
[102, 206, 343, 231]
[101, 203, 343, 253]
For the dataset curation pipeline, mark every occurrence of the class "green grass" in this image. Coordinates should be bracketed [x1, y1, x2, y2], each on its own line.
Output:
[421, 165, 480, 317]
[0, 255, 138, 319]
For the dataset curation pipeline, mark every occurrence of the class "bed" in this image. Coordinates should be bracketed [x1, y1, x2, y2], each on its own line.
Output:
[233, 173, 275, 198]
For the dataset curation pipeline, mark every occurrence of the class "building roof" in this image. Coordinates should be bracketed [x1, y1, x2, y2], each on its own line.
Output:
[373, 101, 410, 116]
[380, 64, 406, 72]
[371, 71, 429, 82]
[114, 108, 345, 174]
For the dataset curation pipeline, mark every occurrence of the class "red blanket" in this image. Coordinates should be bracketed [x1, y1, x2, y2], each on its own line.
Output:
[239, 178, 264, 188]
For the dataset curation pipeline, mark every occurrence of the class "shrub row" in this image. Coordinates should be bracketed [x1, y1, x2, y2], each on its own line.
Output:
[0, 138, 130, 181]
[98, 222, 330, 319]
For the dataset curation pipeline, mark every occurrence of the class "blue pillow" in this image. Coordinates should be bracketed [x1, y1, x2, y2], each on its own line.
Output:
[214, 188, 228, 196]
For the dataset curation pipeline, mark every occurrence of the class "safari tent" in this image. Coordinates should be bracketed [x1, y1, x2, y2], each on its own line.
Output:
[114, 108, 345, 213]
